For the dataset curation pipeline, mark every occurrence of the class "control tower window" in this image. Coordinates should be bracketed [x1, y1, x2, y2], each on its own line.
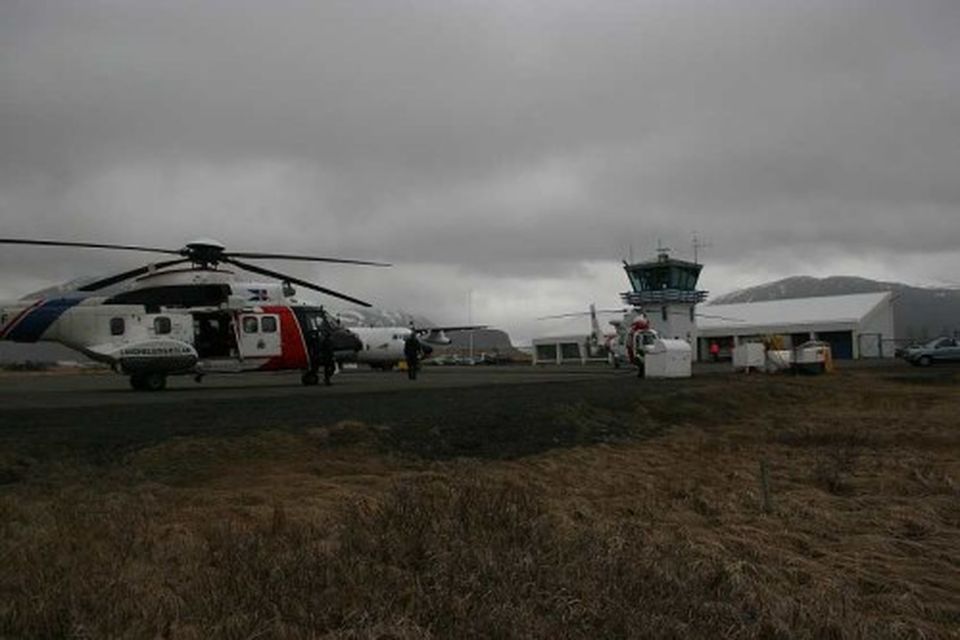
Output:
[626, 262, 701, 292]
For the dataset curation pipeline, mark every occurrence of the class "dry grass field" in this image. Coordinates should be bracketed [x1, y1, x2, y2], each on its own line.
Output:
[1, 367, 958, 638]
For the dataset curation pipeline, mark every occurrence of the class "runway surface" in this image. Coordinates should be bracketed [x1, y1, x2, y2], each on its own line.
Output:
[0, 366, 657, 462]
[1, 361, 936, 465]
[0, 365, 626, 410]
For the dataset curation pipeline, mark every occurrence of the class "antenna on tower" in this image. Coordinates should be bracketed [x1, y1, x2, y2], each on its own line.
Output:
[656, 239, 671, 261]
[692, 232, 712, 264]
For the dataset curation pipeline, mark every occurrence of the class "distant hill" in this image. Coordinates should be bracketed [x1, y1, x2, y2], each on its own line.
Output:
[711, 276, 960, 340]
[442, 329, 514, 352]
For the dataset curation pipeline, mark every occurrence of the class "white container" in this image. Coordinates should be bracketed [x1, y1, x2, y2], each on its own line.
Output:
[644, 339, 692, 378]
[765, 350, 792, 372]
[793, 342, 832, 373]
[733, 343, 766, 370]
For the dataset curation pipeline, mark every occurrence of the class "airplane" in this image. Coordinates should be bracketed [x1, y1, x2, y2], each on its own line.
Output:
[0, 237, 391, 390]
[344, 324, 488, 370]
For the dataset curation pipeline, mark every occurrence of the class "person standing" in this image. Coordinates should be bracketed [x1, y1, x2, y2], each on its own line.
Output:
[403, 331, 422, 380]
[709, 341, 720, 362]
[320, 329, 336, 386]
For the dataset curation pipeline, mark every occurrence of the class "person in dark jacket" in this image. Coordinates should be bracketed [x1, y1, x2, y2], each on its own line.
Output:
[302, 326, 321, 386]
[403, 331, 422, 380]
[320, 330, 336, 386]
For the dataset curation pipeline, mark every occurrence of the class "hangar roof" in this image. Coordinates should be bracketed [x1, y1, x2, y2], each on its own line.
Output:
[698, 291, 892, 334]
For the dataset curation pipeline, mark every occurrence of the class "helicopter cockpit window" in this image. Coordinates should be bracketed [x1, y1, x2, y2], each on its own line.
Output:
[261, 316, 278, 333]
[154, 317, 172, 335]
[110, 317, 125, 336]
[242, 317, 259, 334]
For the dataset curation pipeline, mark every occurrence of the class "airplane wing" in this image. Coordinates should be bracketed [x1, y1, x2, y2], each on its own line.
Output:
[415, 325, 489, 345]
[416, 325, 488, 333]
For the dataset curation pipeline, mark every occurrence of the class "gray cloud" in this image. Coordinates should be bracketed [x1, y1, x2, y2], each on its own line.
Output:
[1, 0, 959, 340]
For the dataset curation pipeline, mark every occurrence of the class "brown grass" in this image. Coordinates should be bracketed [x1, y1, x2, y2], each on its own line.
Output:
[1, 371, 958, 638]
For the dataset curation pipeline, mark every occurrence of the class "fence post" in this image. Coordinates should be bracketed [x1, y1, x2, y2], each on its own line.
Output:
[760, 459, 774, 514]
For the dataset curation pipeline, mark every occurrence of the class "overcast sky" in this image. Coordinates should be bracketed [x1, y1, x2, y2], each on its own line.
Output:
[1, 0, 958, 341]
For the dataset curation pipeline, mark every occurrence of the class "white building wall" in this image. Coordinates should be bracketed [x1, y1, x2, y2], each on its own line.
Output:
[858, 295, 896, 358]
[531, 335, 590, 365]
[649, 304, 698, 345]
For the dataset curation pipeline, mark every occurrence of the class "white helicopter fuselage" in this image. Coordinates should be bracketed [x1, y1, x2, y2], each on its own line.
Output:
[0, 269, 329, 378]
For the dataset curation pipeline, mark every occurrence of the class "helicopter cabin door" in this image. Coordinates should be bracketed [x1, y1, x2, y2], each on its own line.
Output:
[237, 313, 282, 359]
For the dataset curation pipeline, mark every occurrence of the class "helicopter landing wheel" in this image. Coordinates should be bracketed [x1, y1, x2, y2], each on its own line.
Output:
[301, 371, 320, 386]
[130, 373, 167, 391]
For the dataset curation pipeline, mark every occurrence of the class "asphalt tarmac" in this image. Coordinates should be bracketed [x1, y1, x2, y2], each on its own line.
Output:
[0, 360, 946, 465]
[0, 365, 626, 410]
[0, 365, 659, 462]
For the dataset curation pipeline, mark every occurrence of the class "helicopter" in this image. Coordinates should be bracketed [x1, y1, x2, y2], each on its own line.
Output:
[0, 237, 393, 390]
[538, 303, 657, 368]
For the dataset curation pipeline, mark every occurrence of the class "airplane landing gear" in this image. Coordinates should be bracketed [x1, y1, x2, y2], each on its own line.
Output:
[130, 372, 167, 391]
[301, 371, 320, 386]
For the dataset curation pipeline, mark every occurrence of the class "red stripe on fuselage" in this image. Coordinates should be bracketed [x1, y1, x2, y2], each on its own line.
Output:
[259, 306, 309, 371]
[0, 299, 44, 340]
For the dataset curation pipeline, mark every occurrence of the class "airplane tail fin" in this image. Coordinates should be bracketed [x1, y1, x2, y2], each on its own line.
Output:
[589, 303, 602, 343]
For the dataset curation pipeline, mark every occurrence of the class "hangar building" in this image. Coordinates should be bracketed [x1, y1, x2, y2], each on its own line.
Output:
[697, 291, 895, 360]
[531, 334, 593, 365]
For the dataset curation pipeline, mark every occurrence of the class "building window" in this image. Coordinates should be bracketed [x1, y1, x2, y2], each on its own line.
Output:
[261, 316, 278, 333]
[243, 317, 259, 334]
[154, 317, 172, 335]
[560, 342, 582, 360]
[535, 344, 558, 362]
[110, 317, 125, 336]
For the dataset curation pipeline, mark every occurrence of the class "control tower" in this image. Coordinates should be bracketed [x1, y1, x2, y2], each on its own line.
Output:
[620, 249, 707, 347]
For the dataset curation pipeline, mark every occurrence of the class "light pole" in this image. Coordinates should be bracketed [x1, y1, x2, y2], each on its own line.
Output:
[468, 290, 474, 361]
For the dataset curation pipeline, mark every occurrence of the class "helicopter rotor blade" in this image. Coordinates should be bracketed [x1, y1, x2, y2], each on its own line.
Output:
[77, 258, 191, 292]
[537, 312, 592, 320]
[223, 258, 374, 308]
[226, 252, 391, 267]
[537, 308, 627, 320]
[0, 238, 181, 255]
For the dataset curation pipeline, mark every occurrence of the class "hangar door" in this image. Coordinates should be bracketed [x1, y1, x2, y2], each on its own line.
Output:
[816, 331, 854, 360]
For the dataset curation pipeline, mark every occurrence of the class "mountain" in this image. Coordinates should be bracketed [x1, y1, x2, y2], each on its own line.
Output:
[443, 329, 514, 352]
[710, 276, 960, 340]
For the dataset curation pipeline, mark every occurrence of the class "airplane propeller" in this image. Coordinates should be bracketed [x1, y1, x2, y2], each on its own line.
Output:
[0, 237, 390, 307]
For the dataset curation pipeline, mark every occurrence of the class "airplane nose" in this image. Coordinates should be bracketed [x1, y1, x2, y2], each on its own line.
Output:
[0, 302, 23, 339]
[331, 327, 363, 352]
